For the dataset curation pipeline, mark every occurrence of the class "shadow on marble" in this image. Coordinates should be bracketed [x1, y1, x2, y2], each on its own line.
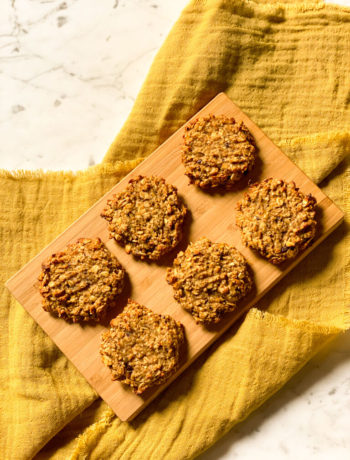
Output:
[197, 331, 350, 459]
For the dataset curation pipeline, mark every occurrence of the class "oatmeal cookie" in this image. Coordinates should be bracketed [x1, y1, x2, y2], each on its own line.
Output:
[182, 115, 256, 189]
[236, 178, 317, 264]
[100, 299, 185, 394]
[166, 238, 253, 324]
[38, 238, 125, 322]
[101, 175, 187, 260]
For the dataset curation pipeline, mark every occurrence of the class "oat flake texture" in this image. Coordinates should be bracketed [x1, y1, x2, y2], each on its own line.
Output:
[236, 178, 317, 264]
[100, 299, 185, 394]
[101, 175, 187, 260]
[166, 237, 253, 324]
[182, 115, 256, 189]
[38, 238, 125, 322]
[1, 1, 349, 459]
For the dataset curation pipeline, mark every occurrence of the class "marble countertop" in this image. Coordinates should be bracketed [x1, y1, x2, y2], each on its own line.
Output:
[1, 1, 349, 459]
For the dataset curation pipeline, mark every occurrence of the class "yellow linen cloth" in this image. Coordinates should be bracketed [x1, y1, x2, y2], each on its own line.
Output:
[1, 1, 349, 459]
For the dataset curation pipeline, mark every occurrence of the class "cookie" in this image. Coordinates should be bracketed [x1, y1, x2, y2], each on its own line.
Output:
[100, 299, 185, 394]
[182, 115, 256, 189]
[101, 175, 187, 260]
[38, 238, 125, 322]
[166, 237, 253, 324]
[236, 178, 317, 264]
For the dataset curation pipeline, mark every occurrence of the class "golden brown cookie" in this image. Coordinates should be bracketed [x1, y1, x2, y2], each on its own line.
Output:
[182, 115, 256, 189]
[100, 299, 185, 394]
[236, 178, 317, 264]
[166, 238, 253, 324]
[38, 238, 125, 322]
[101, 175, 187, 260]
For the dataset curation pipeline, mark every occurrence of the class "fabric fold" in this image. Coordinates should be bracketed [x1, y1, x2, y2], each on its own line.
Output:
[37, 309, 347, 460]
[1, 161, 141, 460]
[1, 1, 349, 459]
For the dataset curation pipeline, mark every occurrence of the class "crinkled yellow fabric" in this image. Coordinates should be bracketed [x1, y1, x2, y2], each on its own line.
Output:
[1, 1, 349, 459]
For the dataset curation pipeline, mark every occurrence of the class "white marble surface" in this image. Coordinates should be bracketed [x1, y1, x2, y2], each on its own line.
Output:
[0, 0, 189, 170]
[1, 1, 349, 459]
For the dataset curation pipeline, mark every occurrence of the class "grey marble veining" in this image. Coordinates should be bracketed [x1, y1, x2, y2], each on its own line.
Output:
[1, 1, 349, 459]
[0, 0, 189, 170]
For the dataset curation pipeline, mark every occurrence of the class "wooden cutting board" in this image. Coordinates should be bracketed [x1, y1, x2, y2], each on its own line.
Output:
[6, 93, 344, 422]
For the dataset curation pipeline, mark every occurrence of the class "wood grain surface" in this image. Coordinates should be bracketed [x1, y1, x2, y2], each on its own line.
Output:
[6, 93, 344, 421]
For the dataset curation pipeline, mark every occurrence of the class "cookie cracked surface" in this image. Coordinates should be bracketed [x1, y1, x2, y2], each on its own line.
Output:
[166, 238, 253, 324]
[236, 178, 317, 264]
[100, 299, 185, 394]
[101, 175, 187, 260]
[38, 238, 125, 322]
[182, 115, 256, 189]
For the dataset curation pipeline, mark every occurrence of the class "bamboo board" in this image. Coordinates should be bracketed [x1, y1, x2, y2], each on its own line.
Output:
[6, 93, 344, 421]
